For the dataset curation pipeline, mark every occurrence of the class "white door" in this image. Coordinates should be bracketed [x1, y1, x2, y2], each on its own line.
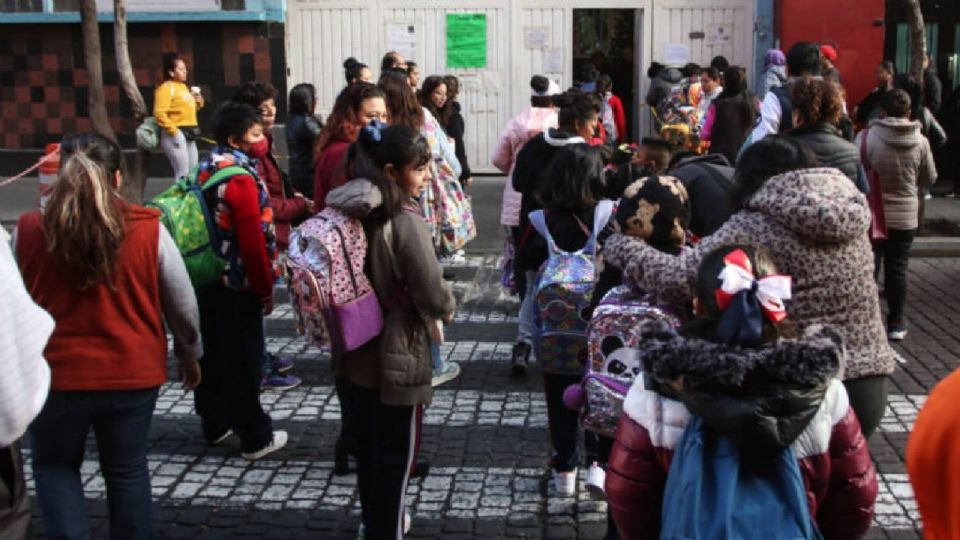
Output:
[512, 6, 571, 117]
[651, 0, 754, 71]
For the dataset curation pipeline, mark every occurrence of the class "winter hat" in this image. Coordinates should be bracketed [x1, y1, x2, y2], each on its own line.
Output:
[615, 175, 690, 253]
[820, 45, 838, 62]
[531, 77, 562, 97]
[764, 49, 786, 68]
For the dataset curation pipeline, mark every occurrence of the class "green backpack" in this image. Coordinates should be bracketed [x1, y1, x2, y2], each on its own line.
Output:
[148, 165, 248, 286]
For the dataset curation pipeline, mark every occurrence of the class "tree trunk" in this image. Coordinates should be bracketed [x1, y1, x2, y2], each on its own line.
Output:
[113, 0, 150, 202]
[903, 0, 926, 82]
[80, 0, 117, 142]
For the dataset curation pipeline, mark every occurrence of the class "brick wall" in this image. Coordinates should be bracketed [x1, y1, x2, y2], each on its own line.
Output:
[0, 21, 286, 150]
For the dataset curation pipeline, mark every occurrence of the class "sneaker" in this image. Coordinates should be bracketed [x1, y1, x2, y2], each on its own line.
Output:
[431, 361, 461, 387]
[270, 354, 294, 373]
[261, 370, 301, 392]
[241, 430, 289, 460]
[553, 469, 577, 496]
[511, 342, 531, 375]
[210, 429, 234, 446]
[584, 462, 606, 500]
[924, 192, 933, 200]
[888, 325, 908, 341]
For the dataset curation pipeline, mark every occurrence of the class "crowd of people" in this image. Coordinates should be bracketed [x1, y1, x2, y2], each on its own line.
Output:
[1, 39, 959, 540]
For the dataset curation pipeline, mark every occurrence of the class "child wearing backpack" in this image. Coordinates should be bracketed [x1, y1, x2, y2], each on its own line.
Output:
[516, 143, 613, 497]
[189, 102, 287, 460]
[326, 122, 455, 539]
[605, 245, 877, 540]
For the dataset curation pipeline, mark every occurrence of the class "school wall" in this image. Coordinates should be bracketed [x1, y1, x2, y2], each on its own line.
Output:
[0, 21, 286, 151]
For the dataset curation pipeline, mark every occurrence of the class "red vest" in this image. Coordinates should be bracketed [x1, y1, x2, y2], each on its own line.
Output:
[16, 204, 168, 391]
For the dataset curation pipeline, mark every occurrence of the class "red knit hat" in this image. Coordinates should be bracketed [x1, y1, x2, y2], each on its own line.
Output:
[820, 45, 838, 62]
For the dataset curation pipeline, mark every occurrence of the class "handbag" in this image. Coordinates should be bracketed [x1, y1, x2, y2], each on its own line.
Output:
[859, 129, 888, 241]
[180, 126, 201, 142]
[136, 117, 161, 151]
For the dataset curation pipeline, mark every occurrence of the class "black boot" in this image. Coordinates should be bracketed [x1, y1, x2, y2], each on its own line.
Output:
[411, 455, 430, 479]
[334, 439, 353, 476]
[511, 342, 531, 375]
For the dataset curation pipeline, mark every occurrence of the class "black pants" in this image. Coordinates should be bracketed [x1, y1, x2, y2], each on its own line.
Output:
[194, 283, 273, 453]
[844, 375, 889, 440]
[543, 373, 598, 472]
[334, 376, 357, 462]
[873, 228, 916, 327]
[342, 380, 421, 540]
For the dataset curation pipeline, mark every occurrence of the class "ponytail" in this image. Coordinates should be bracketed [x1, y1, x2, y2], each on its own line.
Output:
[43, 136, 126, 288]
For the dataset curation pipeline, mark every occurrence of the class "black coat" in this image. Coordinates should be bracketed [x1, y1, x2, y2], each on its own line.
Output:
[445, 102, 472, 181]
[707, 92, 757, 166]
[285, 114, 322, 197]
[511, 128, 586, 234]
[788, 123, 861, 184]
[668, 154, 736, 238]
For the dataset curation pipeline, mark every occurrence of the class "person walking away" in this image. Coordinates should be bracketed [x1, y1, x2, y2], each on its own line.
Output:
[191, 102, 288, 459]
[443, 75, 473, 188]
[751, 42, 822, 142]
[0, 226, 52, 539]
[923, 54, 943, 115]
[16, 132, 202, 539]
[855, 61, 895, 127]
[332, 124, 455, 539]
[606, 245, 877, 540]
[344, 57, 372, 85]
[907, 367, 960, 540]
[603, 136, 901, 439]
[233, 82, 309, 391]
[758, 49, 787, 99]
[787, 77, 864, 188]
[856, 89, 937, 341]
[154, 55, 204, 180]
[645, 64, 683, 130]
[286, 83, 323, 198]
[667, 151, 736, 237]
[516, 144, 612, 499]
[700, 66, 755, 165]
[510, 90, 598, 374]
[313, 82, 387, 211]
[595, 75, 626, 145]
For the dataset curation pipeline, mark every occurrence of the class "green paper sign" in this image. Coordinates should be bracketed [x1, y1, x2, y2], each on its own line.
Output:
[446, 13, 487, 68]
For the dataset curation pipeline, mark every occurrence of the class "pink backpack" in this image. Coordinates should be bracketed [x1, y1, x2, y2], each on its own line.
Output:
[285, 207, 383, 353]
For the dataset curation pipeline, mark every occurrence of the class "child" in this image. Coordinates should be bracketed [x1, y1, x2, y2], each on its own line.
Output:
[325, 122, 455, 538]
[517, 144, 612, 497]
[192, 102, 287, 459]
[606, 245, 877, 540]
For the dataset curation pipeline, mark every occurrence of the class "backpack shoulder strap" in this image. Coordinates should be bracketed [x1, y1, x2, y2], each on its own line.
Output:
[528, 210, 554, 249]
[771, 86, 794, 132]
[199, 165, 251, 191]
[585, 200, 615, 254]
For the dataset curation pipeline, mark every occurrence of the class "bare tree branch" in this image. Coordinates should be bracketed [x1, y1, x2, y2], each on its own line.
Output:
[80, 0, 117, 141]
[113, 0, 150, 202]
[903, 0, 925, 81]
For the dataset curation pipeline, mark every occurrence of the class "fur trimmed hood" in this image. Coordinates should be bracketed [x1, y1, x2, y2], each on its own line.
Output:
[638, 321, 843, 455]
[324, 178, 383, 218]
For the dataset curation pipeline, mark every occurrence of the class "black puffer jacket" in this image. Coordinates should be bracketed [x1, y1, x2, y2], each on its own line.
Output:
[668, 154, 736, 238]
[285, 114, 322, 197]
[789, 123, 862, 187]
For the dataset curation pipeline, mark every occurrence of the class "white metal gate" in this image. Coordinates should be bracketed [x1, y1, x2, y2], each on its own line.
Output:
[651, 0, 754, 69]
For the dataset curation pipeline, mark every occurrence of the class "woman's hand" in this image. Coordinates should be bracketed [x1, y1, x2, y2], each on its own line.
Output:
[179, 358, 202, 390]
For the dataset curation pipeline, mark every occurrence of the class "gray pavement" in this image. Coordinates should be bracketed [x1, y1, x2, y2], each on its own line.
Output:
[3, 175, 956, 538]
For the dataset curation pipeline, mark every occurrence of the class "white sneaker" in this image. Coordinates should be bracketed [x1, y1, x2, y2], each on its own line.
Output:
[584, 462, 607, 500]
[431, 361, 461, 387]
[553, 468, 577, 496]
[210, 429, 234, 446]
[403, 511, 411, 534]
[241, 430, 288, 460]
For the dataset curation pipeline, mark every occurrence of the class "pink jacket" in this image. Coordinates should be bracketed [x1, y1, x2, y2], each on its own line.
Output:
[491, 107, 558, 226]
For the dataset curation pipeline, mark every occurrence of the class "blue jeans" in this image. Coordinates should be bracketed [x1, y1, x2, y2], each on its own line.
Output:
[431, 342, 442, 370]
[31, 387, 159, 540]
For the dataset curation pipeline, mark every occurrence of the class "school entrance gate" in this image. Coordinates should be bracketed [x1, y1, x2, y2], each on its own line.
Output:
[286, 0, 754, 173]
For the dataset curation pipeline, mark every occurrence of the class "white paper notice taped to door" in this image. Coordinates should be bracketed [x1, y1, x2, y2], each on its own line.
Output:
[524, 27, 550, 49]
[706, 23, 732, 45]
[544, 48, 564, 74]
[388, 23, 418, 62]
[664, 43, 690, 65]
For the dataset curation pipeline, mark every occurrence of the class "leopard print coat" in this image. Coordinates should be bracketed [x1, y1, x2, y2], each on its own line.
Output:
[604, 167, 900, 380]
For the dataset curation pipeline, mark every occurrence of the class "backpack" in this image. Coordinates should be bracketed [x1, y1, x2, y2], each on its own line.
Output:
[285, 208, 383, 354]
[600, 94, 618, 143]
[579, 286, 684, 437]
[530, 201, 614, 375]
[660, 415, 823, 540]
[148, 165, 248, 286]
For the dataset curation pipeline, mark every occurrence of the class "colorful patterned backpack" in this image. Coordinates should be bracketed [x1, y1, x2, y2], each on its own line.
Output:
[420, 112, 477, 257]
[285, 207, 383, 353]
[577, 286, 685, 437]
[148, 164, 248, 286]
[529, 201, 614, 375]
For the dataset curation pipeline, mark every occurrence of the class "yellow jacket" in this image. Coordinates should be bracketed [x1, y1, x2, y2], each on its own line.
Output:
[154, 81, 199, 135]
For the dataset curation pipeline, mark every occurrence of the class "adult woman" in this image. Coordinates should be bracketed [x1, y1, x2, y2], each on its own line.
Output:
[787, 77, 862, 186]
[407, 61, 421, 90]
[443, 75, 473, 187]
[16, 133, 202, 538]
[701, 66, 756, 165]
[343, 57, 372, 85]
[328, 124, 455, 538]
[286, 83, 323, 198]
[313, 82, 387, 210]
[154, 56, 204, 180]
[603, 136, 900, 439]
[419, 75, 450, 127]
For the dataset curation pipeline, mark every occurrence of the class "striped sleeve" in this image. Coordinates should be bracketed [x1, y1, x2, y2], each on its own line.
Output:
[0, 232, 53, 446]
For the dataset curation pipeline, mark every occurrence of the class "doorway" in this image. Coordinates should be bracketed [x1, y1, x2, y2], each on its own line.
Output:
[572, 9, 637, 142]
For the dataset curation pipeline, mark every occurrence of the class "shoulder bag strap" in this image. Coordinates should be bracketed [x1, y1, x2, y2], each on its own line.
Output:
[585, 200, 615, 254]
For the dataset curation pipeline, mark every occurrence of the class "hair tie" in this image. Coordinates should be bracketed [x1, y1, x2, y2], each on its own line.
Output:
[363, 119, 386, 142]
[713, 249, 792, 346]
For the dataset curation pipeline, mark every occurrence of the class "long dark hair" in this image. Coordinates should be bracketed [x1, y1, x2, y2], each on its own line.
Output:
[45, 133, 126, 288]
[378, 71, 424, 130]
[538, 144, 606, 213]
[419, 75, 449, 125]
[314, 82, 384, 160]
[734, 136, 818, 208]
[347, 123, 431, 224]
[288, 83, 316, 116]
[717, 66, 757, 131]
